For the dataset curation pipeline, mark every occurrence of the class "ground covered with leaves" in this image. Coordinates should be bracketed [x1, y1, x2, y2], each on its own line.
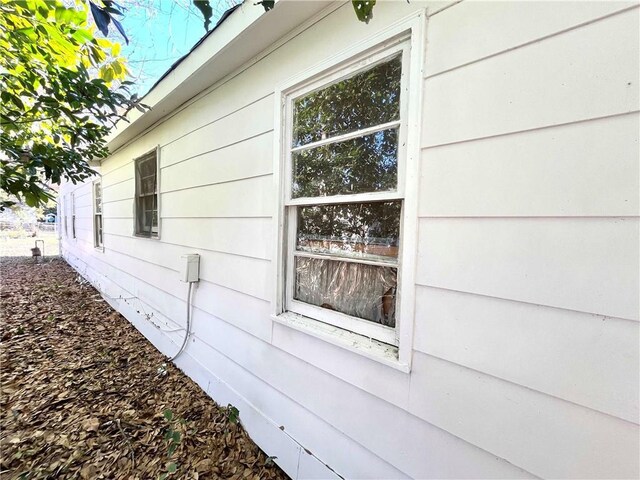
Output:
[0, 258, 288, 480]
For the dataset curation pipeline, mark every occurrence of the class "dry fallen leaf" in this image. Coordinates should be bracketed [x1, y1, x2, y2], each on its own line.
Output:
[0, 258, 288, 480]
[81, 417, 100, 432]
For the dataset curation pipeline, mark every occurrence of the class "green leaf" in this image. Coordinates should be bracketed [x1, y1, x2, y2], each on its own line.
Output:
[10, 94, 25, 110]
[167, 443, 177, 457]
[167, 462, 177, 473]
[55, 6, 74, 24]
[352, 0, 376, 23]
[227, 404, 240, 424]
[163, 409, 173, 421]
[0, 1, 146, 205]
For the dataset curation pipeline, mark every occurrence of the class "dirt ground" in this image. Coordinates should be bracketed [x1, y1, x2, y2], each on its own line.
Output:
[0, 257, 288, 480]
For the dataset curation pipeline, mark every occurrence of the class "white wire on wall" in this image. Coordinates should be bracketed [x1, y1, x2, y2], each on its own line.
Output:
[61, 248, 189, 337]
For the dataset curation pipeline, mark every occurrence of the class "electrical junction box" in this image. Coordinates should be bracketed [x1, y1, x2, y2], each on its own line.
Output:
[180, 254, 200, 283]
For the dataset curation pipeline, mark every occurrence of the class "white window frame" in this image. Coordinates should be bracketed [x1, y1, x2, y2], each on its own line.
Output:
[71, 191, 76, 240]
[271, 13, 424, 370]
[133, 147, 161, 239]
[62, 195, 68, 237]
[93, 180, 104, 250]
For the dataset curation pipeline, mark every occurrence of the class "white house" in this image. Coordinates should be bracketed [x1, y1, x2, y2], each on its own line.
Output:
[58, 1, 640, 478]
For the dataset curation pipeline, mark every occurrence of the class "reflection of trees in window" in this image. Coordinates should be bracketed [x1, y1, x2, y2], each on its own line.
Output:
[292, 128, 398, 198]
[292, 55, 401, 147]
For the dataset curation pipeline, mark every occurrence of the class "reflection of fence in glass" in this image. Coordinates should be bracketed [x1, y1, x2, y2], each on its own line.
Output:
[297, 234, 399, 261]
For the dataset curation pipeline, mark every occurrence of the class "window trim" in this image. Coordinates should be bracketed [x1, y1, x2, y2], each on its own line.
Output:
[283, 46, 408, 346]
[133, 147, 161, 239]
[271, 12, 425, 370]
[71, 191, 76, 240]
[93, 179, 104, 250]
[63, 195, 68, 238]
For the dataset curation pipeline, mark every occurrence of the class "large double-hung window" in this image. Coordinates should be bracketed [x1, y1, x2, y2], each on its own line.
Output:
[279, 41, 410, 347]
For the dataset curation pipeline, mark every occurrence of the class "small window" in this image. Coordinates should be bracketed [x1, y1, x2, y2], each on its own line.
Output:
[63, 196, 68, 237]
[134, 149, 159, 238]
[280, 45, 408, 346]
[93, 180, 103, 248]
[71, 192, 76, 239]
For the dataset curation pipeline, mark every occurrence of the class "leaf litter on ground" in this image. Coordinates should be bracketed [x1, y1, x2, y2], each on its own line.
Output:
[0, 257, 288, 480]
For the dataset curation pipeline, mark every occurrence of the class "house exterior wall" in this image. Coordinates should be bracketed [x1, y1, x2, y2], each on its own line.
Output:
[59, 2, 640, 478]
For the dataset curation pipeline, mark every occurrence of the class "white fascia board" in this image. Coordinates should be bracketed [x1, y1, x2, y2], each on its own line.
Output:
[106, 0, 336, 154]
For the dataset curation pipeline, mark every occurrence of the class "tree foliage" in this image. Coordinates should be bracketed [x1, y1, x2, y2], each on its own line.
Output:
[0, 0, 143, 208]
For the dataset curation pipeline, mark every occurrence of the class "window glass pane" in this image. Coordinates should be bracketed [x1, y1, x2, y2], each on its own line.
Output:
[297, 201, 400, 261]
[141, 176, 156, 195]
[137, 156, 156, 176]
[295, 257, 396, 327]
[135, 196, 156, 236]
[95, 215, 102, 247]
[94, 183, 102, 211]
[292, 55, 401, 147]
[292, 128, 398, 198]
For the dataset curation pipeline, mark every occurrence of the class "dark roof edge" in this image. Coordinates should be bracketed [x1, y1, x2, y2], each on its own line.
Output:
[146, 3, 242, 98]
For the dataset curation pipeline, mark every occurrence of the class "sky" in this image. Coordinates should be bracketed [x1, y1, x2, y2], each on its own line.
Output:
[103, 0, 241, 97]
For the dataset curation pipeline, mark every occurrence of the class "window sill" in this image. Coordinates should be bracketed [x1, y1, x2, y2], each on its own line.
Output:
[271, 311, 410, 373]
[133, 233, 160, 240]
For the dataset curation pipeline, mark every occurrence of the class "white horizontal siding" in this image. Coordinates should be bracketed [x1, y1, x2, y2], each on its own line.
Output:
[100, 161, 133, 185]
[160, 96, 273, 169]
[101, 218, 132, 237]
[102, 217, 272, 262]
[100, 136, 160, 177]
[416, 217, 639, 320]
[73, 194, 92, 209]
[424, 1, 638, 77]
[413, 286, 639, 423]
[420, 113, 640, 217]
[160, 175, 273, 218]
[64, 243, 273, 343]
[422, 7, 640, 147]
[408, 352, 640, 479]
[102, 198, 132, 219]
[100, 235, 271, 302]
[160, 218, 272, 260]
[160, 132, 273, 194]
[102, 178, 134, 204]
[272, 321, 411, 409]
